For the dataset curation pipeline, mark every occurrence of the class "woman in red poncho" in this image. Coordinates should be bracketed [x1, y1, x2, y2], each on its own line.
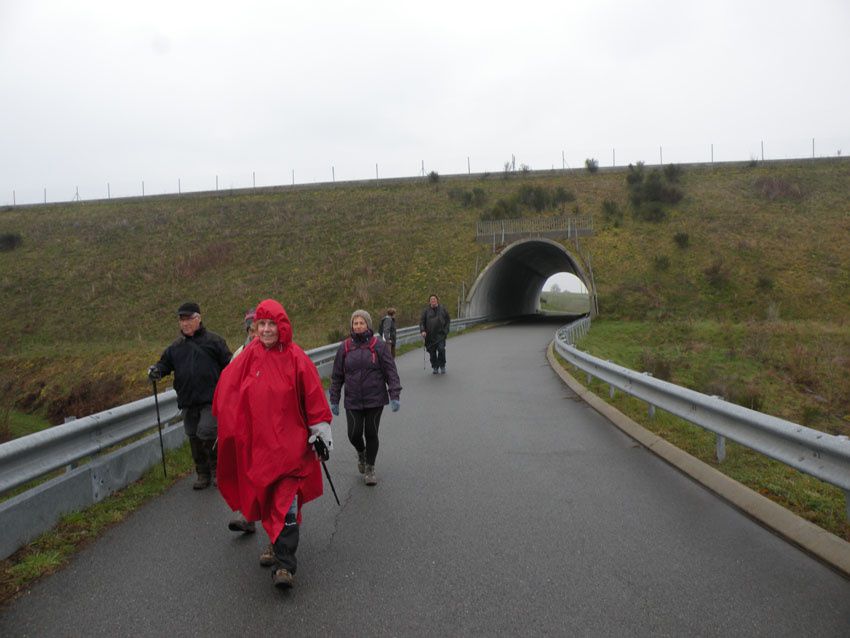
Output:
[213, 298, 333, 589]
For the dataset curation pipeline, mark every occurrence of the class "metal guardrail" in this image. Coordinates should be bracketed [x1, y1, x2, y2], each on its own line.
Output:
[554, 316, 850, 518]
[0, 315, 488, 559]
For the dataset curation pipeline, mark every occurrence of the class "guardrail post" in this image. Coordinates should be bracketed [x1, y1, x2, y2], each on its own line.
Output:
[609, 385, 616, 399]
[64, 416, 78, 471]
[715, 434, 726, 463]
[648, 404, 656, 419]
[586, 373, 592, 385]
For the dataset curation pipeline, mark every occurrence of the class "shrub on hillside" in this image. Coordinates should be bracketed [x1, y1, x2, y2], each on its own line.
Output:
[626, 163, 683, 205]
[673, 232, 690, 248]
[754, 177, 802, 201]
[0, 232, 22, 252]
[585, 158, 599, 174]
[601, 200, 622, 226]
[654, 255, 671, 271]
[633, 202, 667, 222]
[756, 275, 774, 292]
[517, 185, 550, 212]
[703, 258, 729, 287]
[471, 187, 487, 207]
[663, 163, 684, 183]
[427, 171, 440, 184]
[480, 198, 520, 221]
[552, 187, 576, 205]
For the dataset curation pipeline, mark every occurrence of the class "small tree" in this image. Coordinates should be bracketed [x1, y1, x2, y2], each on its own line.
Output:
[585, 158, 599, 174]
[427, 171, 440, 184]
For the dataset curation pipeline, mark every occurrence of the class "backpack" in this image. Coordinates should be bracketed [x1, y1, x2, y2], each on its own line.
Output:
[343, 336, 378, 364]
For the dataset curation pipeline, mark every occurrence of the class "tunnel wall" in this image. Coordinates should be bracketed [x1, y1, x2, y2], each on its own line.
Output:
[466, 238, 590, 318]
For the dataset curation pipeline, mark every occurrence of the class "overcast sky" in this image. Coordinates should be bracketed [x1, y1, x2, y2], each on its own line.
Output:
[2, 0, 848, 205]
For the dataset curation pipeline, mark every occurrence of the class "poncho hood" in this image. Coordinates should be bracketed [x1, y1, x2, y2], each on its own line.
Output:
[254, 298, 293, 347]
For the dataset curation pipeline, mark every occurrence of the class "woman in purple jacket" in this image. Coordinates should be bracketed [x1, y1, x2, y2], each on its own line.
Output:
[329, 309, 402, 486]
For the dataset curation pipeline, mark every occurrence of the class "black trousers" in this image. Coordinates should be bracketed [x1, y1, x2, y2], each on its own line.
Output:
[346, 406, 384, 465]
[427, 339, 446, 369]
[273, 497, 299, 573]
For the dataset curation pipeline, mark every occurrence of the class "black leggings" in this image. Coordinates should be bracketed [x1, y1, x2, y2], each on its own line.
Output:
[345, 406, 383, 465]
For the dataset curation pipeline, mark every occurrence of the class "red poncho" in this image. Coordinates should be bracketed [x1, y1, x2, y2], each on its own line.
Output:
[213, 299, 332, 541]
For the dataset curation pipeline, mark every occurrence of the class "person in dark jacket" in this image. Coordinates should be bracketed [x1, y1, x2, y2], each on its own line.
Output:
[148, 301, 231, 489]
[329, 309, 401, 486]
[419, 294, 451, 374]
[377, 307, 398, 357]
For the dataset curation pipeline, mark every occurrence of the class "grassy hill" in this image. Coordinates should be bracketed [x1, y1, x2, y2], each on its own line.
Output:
[1, 158, 849, 433]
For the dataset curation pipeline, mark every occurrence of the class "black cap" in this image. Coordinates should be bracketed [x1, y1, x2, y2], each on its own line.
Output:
[177, 301, 201, 317]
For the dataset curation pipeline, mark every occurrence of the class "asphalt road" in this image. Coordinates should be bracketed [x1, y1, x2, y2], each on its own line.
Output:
[2, 320, 849, 636]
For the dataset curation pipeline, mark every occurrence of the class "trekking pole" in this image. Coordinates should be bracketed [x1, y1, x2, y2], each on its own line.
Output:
[313, 437, 340, 506]
[151, 378, 168, 478]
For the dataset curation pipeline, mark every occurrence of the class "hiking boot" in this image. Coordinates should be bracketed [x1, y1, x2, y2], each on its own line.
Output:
[364, 465, 377, 486]
[357, 450, 366, 474]
[439, 367, 446, 374]
[259, 544, 276, 567]
[272, 567, 294, 589]
[432, 368, 439, 375]
[228, 518, 256, 534]
[193, 474, 211, 490]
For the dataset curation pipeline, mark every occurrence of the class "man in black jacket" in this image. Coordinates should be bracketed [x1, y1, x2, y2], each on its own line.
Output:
[419, 294, 451, 374]
[148, 302, 231, 489]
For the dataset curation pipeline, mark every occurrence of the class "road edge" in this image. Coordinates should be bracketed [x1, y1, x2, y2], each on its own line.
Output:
[546, 341, 850, 579]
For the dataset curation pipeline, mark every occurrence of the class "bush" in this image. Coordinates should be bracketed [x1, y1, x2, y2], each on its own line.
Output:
[626, 162, 645, 186]
[427, 171, 440, 184]
[673, 232, 690, 248]
[553, 187, 576, 205]
[471, 187, 487, 207]
[756, 275, 774, 292]
[754, 177, 802, 201]
[585, 158, 599, 174]
[703, 258, 729, 287]
[447, 188, 474, 207]
[517, 185, 550, 212]
[663, 163, 683, 183]
[0, 232, 22, 252]
[654, 255, 671, 271]
[633, 202, 667, 222]
[481, 198, 520, 221]
[601, 200, 622, 226]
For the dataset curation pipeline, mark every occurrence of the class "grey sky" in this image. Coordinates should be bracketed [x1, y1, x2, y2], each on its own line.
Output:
[2, 0, 849, 205]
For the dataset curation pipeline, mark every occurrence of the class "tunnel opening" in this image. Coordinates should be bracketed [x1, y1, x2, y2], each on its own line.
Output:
[464, 238, 594, 319]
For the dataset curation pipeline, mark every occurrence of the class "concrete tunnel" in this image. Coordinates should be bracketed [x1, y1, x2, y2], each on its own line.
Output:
[465, 238, 592, 318]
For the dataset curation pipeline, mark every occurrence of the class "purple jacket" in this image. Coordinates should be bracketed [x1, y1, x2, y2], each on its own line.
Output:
[329, 330, 402, 410]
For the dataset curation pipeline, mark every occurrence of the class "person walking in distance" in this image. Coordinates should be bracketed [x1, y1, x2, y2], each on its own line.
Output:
[419, 294, 451, 374]
[377, 307, 398, 358]
[213, 298, 333, 589]
[148, 301, 231, 490]
[226, 307, 258, 535]
[329, 310, 401, 486]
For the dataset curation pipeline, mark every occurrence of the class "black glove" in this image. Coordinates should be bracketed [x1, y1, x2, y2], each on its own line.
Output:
[148, 365, 162, 381]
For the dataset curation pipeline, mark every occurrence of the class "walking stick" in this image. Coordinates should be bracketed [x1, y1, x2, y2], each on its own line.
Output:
[151, 378, 168, 478]
[312, 437, 340, 506]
